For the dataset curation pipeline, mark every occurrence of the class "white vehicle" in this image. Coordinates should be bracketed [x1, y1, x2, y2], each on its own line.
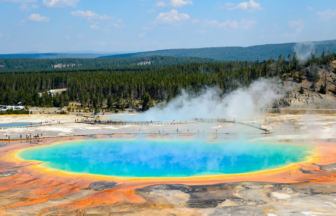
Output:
[6, 106, 14, 110]
[0, 106, 17, 112]
[14, 106, 25, 111]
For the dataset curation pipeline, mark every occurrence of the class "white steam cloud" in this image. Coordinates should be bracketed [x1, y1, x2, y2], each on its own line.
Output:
[294, 41, 316, 61]
[111, 78, 285, 121]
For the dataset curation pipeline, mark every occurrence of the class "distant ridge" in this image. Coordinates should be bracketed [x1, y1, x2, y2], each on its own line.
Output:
[0, 53, 117, 59]
[0, 55, 218, 72]
[99, 40, 336, 61]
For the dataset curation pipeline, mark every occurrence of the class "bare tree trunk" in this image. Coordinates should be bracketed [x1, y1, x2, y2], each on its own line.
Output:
[325, 69, 327, 89]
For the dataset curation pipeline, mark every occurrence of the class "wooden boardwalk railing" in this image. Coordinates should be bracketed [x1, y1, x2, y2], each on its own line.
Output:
[83, 118, 272, 133]
[0, 117, 271, 133]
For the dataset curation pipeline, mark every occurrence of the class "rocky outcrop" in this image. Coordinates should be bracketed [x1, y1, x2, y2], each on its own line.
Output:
[274, 92, 336, 109]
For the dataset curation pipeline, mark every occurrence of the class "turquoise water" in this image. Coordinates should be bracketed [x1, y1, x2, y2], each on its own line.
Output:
[19, 139, 312, 178]
[0, 122, 37, 128]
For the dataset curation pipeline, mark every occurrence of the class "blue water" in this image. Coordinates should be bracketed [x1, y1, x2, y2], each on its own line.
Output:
[19, 139, 312, 178]
[0, 122, 37, 128]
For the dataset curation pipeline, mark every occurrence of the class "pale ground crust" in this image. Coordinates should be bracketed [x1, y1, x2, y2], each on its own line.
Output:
[1, 114, 336, 215]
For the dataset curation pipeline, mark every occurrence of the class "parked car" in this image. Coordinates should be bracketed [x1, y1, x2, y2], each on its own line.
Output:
[14, 106, 25, 111]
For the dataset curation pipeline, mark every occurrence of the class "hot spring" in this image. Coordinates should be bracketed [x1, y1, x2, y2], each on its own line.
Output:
[0, 122, 37, 128]
[18, 139, 313, 178]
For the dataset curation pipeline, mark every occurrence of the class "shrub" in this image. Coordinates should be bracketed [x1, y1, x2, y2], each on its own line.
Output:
[298, 76, 303, 83]
[311, 82, 316, 90]
[0, 109, 30, 115]
[319, 85, 327, 94]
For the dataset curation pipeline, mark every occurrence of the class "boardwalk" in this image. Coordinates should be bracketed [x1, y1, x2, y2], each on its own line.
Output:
[83, 118, 272, 133]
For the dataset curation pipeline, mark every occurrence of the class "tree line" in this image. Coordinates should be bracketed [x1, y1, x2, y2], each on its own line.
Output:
[0, 55, 218, 72]
[0, 52, 334, 111]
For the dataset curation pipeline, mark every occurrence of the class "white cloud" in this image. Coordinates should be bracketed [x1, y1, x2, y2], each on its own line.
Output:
[138, 33, 146, 38]
[226, 0, 262, 11]
[156, 0, 193, 7]
[317, 9, 336, 20]
[156, 10, 190, 23]
[72, 11, 122, 30]
[0, 33, 3, 38]
[205, 18, 256, 29]
[27, 14, 49, 22]
[142, 26, 152, 30]
[65, 35, 71, 40]
[71, 10, 114, 20]
[191, 19, 200, 24]
[19, 3, 38, 11]
[239, 19, 257, 29]
[0, 0, 37, 3]
[90, 24, 100, 29]
[156, 1, 165, 7]
[71, 10, 97, 18]
[77, 34, 84, 37]
[43, 0, 80, 8]
[308, 6, 312, 11]
[147, 9, 155, 14]
[288, 19, 304, 32]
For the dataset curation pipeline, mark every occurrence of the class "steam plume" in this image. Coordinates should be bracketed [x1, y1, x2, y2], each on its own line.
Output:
[112, 78, 285, 121]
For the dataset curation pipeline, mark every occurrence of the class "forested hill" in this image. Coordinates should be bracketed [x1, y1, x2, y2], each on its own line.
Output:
[0, 53, 112, 59]
[99, 40, 336, 61]
[0, 56, 218, 72]
[0, 52, 334, 108]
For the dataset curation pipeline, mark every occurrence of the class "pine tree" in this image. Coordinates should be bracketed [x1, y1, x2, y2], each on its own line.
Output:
[142, 92, 153, 111]
[107, 95, 114, 109]
[299, 86, 304, 94]
[319, 85, 327, 94]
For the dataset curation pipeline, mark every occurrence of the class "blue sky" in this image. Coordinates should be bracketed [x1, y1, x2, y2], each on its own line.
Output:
[0, 0, 335, 54]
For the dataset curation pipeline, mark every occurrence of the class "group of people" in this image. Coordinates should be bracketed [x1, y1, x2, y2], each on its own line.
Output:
[23, 133, 43, 139]
[3, 133, 45, 140]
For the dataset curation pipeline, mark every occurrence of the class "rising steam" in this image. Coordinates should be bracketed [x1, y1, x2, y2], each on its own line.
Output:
[111, 78, 285, 121]
[294, 41, 316, 61]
